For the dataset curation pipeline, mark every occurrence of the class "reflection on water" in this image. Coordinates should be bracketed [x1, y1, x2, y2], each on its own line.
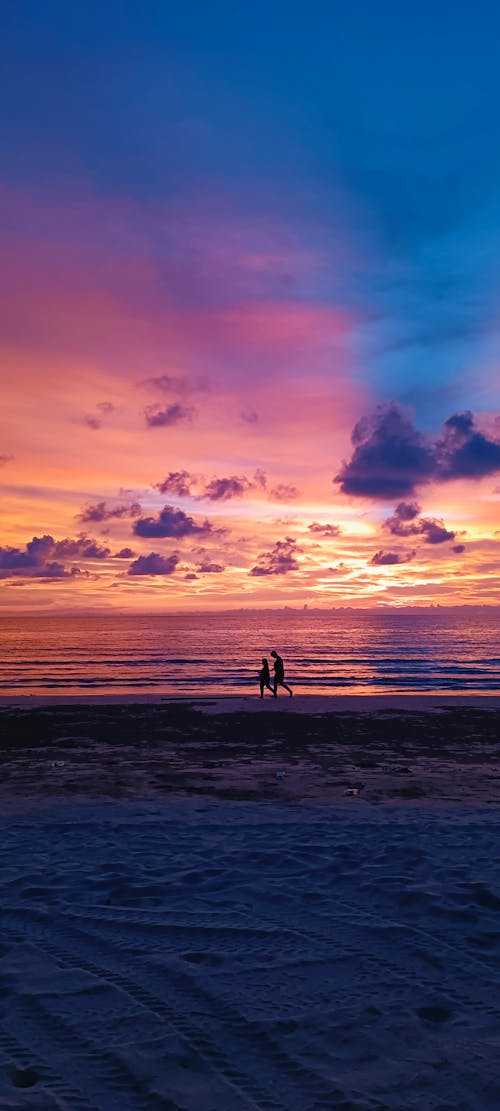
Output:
[0, 611, 499, 695]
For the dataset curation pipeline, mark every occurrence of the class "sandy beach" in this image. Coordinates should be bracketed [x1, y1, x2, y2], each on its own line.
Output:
[1, 698, 500, 1109]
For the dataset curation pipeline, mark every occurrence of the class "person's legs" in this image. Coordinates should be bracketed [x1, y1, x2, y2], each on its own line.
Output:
[273, 677, 278, 697]
[260, 679, 264, 699]
[283, 682, 293, 697]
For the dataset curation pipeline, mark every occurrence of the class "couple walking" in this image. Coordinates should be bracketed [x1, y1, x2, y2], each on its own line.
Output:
[259, 649, 293, 699]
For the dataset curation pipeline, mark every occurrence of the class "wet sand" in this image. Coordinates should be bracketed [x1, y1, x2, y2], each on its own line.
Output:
[1, 697, 499, 805]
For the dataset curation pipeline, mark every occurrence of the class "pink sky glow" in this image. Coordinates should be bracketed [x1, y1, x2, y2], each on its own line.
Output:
[1, 189, 500, 611]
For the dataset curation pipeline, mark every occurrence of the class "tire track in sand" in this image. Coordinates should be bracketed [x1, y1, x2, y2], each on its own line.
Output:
[0, 905, 363, 1111]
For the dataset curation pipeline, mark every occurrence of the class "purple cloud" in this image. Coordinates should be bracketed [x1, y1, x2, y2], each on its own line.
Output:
[153, 468, 282, 503]
[371, 549, 415, 566]
[155, 471, 195, 497]
[385, 503, 455, 544]
[203, 475, 252, 501]
[250, 536, 301, 576]
[336, 404, 435, 499]
[197, 562, 224, 573]
[133, 505, 213, 538]
[140, 374, 209, 394]
[144, 403, 195, 428]
[114, 547, 136, 558]
[308, 522, 342, 537]
[435, 411, 500, 480]
[0, 533, 108, 577]
[418, 518, 456, 544]
[0, 533, 100, 578]
[384, 501, 421, 535]
[336, 403, 500, 499]
[54, 537, 110, 559]
[128, 552, 179, 576]
[200, 470, 267, 501]
[41, 562, 86, 579]
[240, 408, 259, 424]
[78, 500, 141, 523]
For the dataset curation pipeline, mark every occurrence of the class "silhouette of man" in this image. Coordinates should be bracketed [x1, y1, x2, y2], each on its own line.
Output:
[270, 649, 293, 697]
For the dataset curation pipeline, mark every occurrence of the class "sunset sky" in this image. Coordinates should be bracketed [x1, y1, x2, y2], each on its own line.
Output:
[2, 1, 500, 611]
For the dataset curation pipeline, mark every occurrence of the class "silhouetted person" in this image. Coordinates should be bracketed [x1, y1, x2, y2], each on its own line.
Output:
[270, 649, 293, 697]
[259, 657, 274, 699]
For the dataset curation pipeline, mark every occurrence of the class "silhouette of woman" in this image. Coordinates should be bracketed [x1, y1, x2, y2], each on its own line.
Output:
[259, 657, 274, 699]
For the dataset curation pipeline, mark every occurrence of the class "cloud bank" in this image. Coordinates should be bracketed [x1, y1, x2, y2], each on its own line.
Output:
[0, 534, 107, 578]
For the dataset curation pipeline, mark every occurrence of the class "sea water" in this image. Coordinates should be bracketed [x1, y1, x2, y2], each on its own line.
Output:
[1, 610, 499, 696]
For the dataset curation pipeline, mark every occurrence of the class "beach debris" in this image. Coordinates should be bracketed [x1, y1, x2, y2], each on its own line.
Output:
[49, 761, 65, 768]
[275, 770, 286, 780]
[11, 1066, 38, 1089]
[344, 783, 364, 796]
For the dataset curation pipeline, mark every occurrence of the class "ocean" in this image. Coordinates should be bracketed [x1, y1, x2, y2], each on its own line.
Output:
[0, 610, 499, 696]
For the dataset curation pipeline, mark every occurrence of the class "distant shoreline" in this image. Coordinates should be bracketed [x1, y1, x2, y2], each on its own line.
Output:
[1, 605, 500, 616]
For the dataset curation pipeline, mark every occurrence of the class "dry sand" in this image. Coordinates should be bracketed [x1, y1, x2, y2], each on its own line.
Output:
[1, 698, 500, 1109]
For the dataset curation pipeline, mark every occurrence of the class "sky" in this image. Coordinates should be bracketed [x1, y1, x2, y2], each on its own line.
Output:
[1, 0, 500, 611]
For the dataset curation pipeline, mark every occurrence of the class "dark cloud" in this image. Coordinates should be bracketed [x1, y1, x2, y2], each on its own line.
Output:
[384, 501, 421, 535]
[371, 549, 414, 565]
[0, 542, 46, 571]
[78, 501, 141, 523]
[0, 533, 100, 578]
[0, 537, 54, 573]
[114, 547, 136, 559]
[153, 468, 290, 504]
[203, 475, 252, 501]
[133, 505, 213, 539]
[419, 518, 456, 545]
[83, 402, 116, 431]
[336, 403, 500, 499]
[26, 535, 55, 564]
[308, 522, 342, 537]
[240, 408, 259, 424]
[385, 503, 455, 544]
[200, 470, 267, 501]
[128, 552, 179, 576]
[197, 562, 224, 573]
[435, 411, 500, 480]
[54, 537, 110, 559]
[269, 483, 300, 502]
[184, 572, 198, 581]
[155, 471, 195, 497]
[336, 403, 435, 499]
[144, 403, 195, 428]
[250, 536, 301, 576]
[452, 544, 466, 554]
